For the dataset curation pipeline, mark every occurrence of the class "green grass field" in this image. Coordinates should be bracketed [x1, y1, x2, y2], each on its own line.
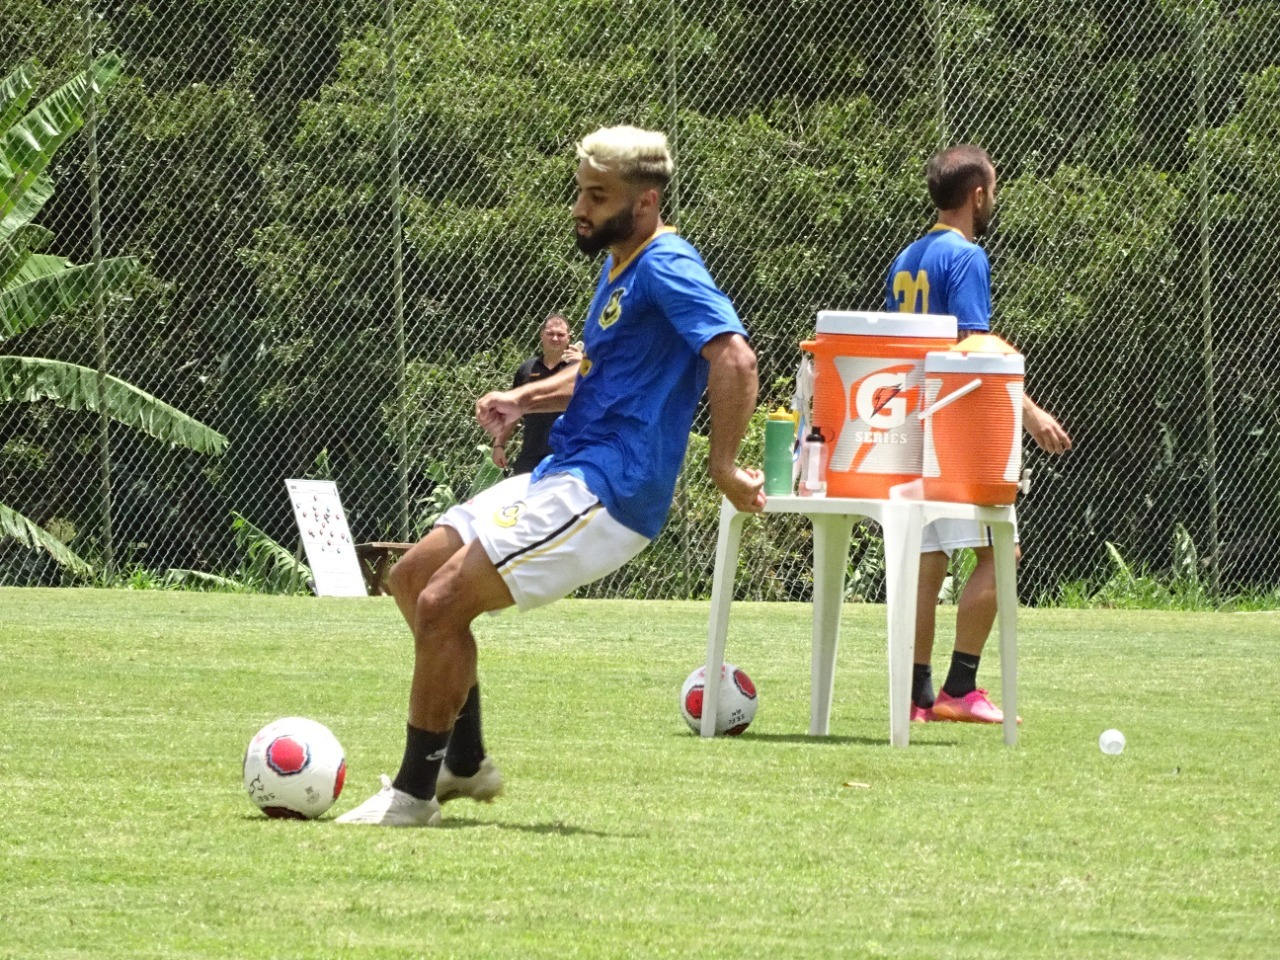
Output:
[2, 589, 1275, 959]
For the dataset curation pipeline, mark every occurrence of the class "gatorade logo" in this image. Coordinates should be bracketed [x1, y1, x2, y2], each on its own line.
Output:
[855, 372, 910, 429]
[830, 357, 923, 474]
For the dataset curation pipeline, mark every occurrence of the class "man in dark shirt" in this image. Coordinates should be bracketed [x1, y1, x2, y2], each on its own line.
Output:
[491, 312, 582, 474]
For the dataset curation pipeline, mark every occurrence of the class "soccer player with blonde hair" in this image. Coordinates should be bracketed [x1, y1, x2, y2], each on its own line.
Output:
[338, 126, 763, 826]
[576, 125, 673, 183]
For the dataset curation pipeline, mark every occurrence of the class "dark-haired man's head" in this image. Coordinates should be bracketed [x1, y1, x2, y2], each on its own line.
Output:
[926, 145, 997, 238]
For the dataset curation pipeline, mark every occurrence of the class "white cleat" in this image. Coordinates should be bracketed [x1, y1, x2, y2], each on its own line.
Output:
[335, 774, 442, 827]
[435, 757, 504, 804]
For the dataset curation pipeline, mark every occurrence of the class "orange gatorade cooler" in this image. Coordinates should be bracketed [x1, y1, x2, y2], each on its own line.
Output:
[920, 334, 1025, 505]
[800, 311, 957, 498]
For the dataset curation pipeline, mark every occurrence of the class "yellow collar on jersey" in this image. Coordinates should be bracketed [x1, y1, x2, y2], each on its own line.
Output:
[929, 223, 967, 237]
[608, 225, 679, 283]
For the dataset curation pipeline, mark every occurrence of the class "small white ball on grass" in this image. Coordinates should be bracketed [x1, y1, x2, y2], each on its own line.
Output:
[1099, 728, 1126, 755]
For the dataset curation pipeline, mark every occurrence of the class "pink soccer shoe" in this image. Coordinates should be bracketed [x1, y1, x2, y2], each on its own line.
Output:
[931, 689, 1021, 725]
[910, 704, 933, 723]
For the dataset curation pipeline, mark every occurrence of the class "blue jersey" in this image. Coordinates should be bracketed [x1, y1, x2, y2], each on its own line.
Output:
[884, 225, 991, 333]
[537, 228, 746, 538]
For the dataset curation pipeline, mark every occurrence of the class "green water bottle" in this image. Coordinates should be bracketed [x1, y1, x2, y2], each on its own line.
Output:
[764, 408, 797, 496]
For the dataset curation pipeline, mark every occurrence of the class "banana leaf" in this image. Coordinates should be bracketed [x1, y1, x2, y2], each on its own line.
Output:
[0, 501, 94, 576]
[0, 255, 139, 339]
[163, 569, 248, 592]
[0, 356, 229, 455]
[0, 61, 36, 137]
[0, 172, 52, 242]
[0, 224, 54, 289]
[0, 54, 121, 224]
[231, 513, 313, 593]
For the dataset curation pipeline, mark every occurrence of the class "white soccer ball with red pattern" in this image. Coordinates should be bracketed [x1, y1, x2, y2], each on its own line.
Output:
[242, 717, 346, 819]
[680, 663, 758, 735]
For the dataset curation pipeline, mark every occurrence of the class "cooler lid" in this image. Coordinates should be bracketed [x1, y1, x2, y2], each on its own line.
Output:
[955, 333, 1019, 355]
[815, 310, 957, 339]
[925, 350, 1025, 375]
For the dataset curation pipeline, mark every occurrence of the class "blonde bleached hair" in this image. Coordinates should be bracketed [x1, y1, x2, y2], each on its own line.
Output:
[576, 126, 674, 188]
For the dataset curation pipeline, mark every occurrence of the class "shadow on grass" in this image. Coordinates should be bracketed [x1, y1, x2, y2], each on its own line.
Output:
[678, 732, 960, 748]
[442, 817, 628, 837]
[241, 815, 631, 837]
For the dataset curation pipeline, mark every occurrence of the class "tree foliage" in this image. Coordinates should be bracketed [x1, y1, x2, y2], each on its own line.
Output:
[3, 0, 1280, 595]
[0, 55, 227, 576]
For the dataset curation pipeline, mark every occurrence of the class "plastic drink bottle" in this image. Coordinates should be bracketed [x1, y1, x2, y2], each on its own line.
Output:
[799, 427, 827, 498]
[764, 408, 798, 496]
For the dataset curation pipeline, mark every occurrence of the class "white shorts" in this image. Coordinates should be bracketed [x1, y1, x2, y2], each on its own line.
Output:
[437, 471, 650, 612]
[921, 518, 1020, 557]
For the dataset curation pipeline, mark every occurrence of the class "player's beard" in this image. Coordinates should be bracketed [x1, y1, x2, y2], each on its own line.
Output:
[974, 203, 995, 239]
[575, 207, 636, 256]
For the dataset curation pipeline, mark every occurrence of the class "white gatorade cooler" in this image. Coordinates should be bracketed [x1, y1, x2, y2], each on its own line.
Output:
[920, 334, 1025, 505]
[800, 311, 957, 498]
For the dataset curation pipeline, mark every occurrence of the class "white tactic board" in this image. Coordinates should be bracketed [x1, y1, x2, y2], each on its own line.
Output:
[284, 479, 366, 597]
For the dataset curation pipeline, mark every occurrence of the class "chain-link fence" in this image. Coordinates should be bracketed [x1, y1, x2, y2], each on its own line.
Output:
[3, 0, 1279, 602]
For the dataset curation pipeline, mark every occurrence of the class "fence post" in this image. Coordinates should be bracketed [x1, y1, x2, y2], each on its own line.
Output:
[1194, 5, 1221, 594]
[667, 0, 693, 597]
[931, 0, 951, 145]
[386, 0, 410, 542]
[84, 0, 113, 580]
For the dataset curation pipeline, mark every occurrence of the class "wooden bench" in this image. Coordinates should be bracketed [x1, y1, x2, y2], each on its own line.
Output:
[354, 541, 416, 596]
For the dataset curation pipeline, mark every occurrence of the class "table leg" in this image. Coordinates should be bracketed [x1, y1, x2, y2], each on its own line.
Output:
[809, 513, 854, 736]
[882, 502, 924, 748]
[701, 499, 748, 738]
[990, 520, 1019, 746]
[372, 553, 392, 596]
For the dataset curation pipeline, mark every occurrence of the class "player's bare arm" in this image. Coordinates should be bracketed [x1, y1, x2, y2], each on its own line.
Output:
[703, 332, 765, 513]
[1022, 394, 1072, 456]
[490, 419, 519, 468]
[477, 362, 579, 438]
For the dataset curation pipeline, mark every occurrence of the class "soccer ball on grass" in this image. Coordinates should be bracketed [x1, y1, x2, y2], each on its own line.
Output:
[680, 663, 758, 735]
[243, 717, 346, 819]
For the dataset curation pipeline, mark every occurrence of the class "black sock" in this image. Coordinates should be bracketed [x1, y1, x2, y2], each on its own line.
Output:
[912, 664, 935, 708]
[941, 652, 981, 699]
[444, 684, 486, 778]
[392, 723, 450, 800]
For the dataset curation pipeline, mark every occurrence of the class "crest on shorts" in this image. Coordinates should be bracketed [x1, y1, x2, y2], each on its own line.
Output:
[493, 501, 525, 528]
[599, 287, 625, 329]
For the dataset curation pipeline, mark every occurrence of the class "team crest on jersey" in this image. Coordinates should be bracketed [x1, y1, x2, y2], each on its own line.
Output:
[599, 287, 625, 329]
[493, 501, 525, 528]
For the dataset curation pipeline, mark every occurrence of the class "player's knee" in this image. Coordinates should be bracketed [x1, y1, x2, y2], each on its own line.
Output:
[414, 573, 473, 635]
[974, 543, 1022, 567]
[390, 530, 462, 603]
[389, 558, 436, 612]
[413, 581, 448, 630]
[386, 555, 417, 602]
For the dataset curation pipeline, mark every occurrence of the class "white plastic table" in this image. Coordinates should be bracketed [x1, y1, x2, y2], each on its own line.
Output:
[700, 493, 1019, 746]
